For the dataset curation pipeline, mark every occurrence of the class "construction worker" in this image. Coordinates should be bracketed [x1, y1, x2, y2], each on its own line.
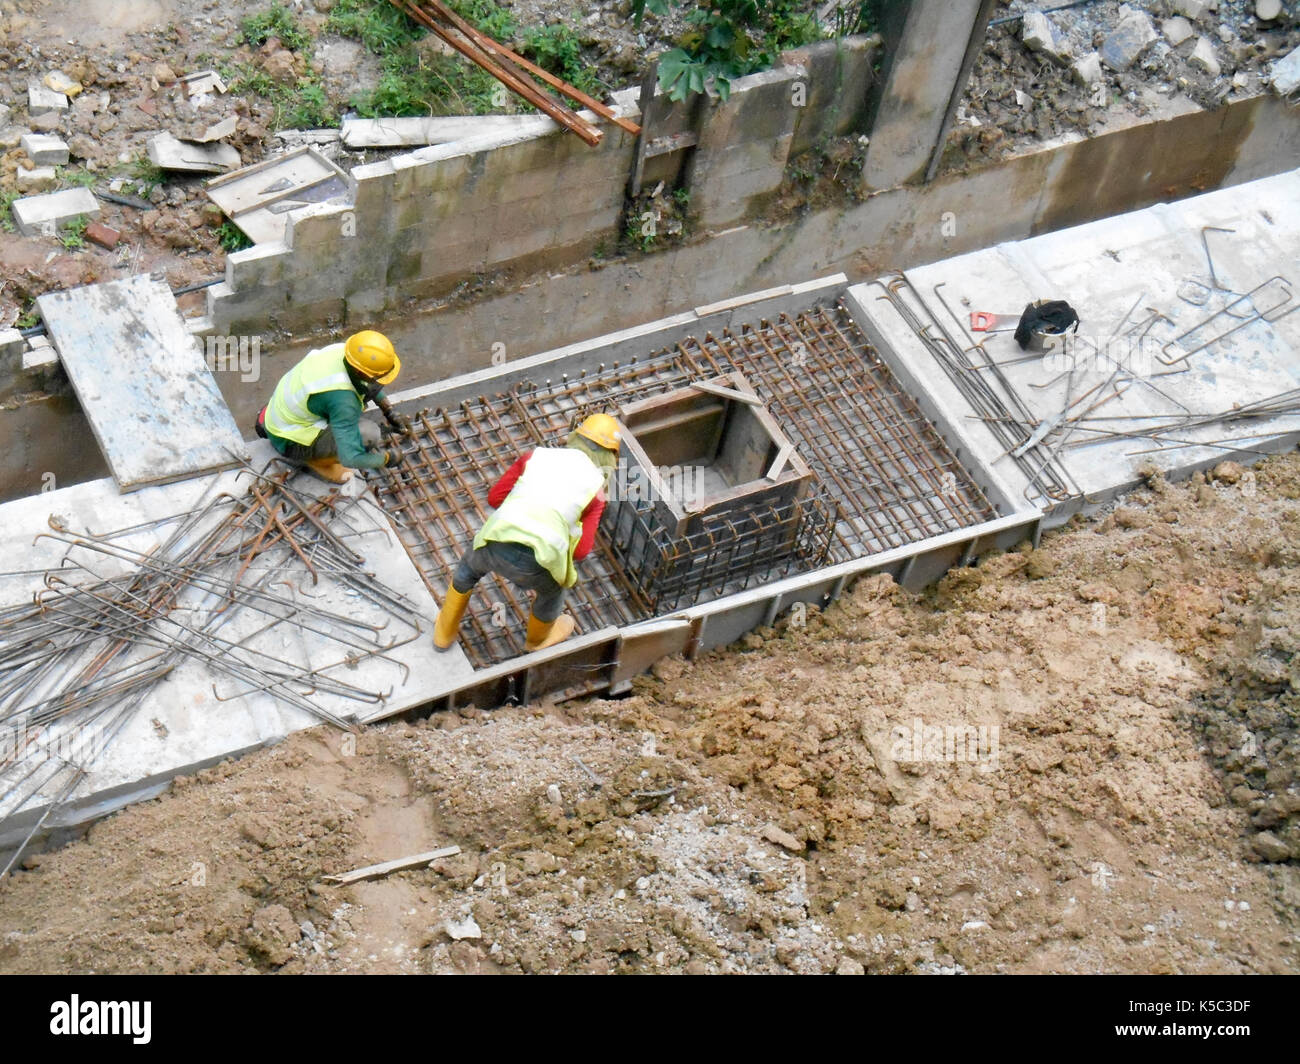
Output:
[434, 413, 622, 654]
[256, 330, 402, 484]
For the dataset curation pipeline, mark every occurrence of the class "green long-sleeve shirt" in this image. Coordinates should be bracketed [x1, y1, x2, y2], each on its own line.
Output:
[308, 388, 386, 469]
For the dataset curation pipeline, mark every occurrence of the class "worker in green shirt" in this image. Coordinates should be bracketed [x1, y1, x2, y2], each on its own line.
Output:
[257, 330, 402, 484]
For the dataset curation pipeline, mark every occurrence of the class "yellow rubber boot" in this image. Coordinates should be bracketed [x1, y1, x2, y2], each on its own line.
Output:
[524, 613, 575, 653]
[433, 587, 472, 650]
[305, 457, 351, 484]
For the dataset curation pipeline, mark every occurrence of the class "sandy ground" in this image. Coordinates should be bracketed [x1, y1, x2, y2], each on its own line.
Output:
[1, 451, 1298, 974]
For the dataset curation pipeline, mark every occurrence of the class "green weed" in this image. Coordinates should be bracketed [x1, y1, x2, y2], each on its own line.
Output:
[242, 2, 311, 51]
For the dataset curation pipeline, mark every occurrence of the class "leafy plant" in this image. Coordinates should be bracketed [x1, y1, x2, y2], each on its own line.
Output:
[58, 167, 99, 189]
[242, 3, 311, 51]
[633, 0, 837, 100]
[60, 214, 88, 250]
[451, 0, 517, 44]
[0, 190, 18, 233]
[129, 155, 166, 196]
[632, 0, 769, 101]
[519, 23, 602, 96]
[326, 0, 424, 52]
[16, 305, 39, 330]
[284, 81, 336, 128]
[217, 220, 253, 253]
[222, 62, 336, 130]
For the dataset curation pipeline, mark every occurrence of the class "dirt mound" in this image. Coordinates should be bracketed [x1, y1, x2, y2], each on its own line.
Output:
[3, 455, 1300, 974]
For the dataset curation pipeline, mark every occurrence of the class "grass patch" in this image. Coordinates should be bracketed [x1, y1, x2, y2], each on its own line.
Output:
[328, 0, 592, 117]
[59, 214, 89, 250]
[326, 0, 425, 52]
[0, 190, 19, 233]
[222, 61, 337, 130]
[518, 23, 604, 97]
[242, 2, 311, 51]
[217, 220, 253, 253]
[129, 155, 166, 196]
[57, 167, 100, 190]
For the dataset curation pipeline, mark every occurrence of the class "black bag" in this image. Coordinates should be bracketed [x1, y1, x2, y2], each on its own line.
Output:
[1014, 300, 1079, 350]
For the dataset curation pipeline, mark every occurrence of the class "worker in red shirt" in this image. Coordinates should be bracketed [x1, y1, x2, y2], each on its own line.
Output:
[434, 413, 621, 654]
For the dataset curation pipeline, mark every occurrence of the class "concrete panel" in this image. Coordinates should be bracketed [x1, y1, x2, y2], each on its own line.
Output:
[36, 275, 249, 491]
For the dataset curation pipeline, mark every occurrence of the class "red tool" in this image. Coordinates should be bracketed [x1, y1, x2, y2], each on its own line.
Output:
[970, 311, 1020, 333]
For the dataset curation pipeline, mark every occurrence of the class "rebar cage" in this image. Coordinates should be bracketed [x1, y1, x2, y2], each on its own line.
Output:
[376, 300, 996, 668]
[605, 489, 842, 615]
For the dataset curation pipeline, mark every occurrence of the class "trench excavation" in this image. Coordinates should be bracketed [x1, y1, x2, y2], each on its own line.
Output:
[375, 300, 996, 667]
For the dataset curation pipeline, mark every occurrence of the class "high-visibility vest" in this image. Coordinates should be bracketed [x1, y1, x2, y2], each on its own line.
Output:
[264, 343, 359, 446]
[475, 448, 605, 589]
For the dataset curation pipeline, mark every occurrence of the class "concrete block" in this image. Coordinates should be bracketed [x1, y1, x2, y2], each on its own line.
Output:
[695, 166, 787, 226]
[551, 210, 618, 250]
[486, 220, 557, 266]
[393, 187, 458, 231]
[16, 166, 58, 194]
[285, 201, 352, 252]
[208, 280, 292, 333]
[413, 207, 494, 248]
[785, 35, 879, 154]
[28, 82, 68, 116]
[1189, 37, 1221, 78]
[351, 166, 395, 232]
[1100, 6, 1157, 72]
[1168, 0, 1207, 19]
[1022, 11, 1071, 64]
[11, 186, 99, 236]
[342, 115, 543, 149]
[20, 132, 69, 164]
[1072, 52, 1104, 87]
[490, 165, 559, 205]
[0, 328, 24, 362]
[21, 335, 59, 371]
[390, 152, 438, 199]
[1273, 46, 1300, 96]
[1162, 16, 1194, 47]
[226, 242, 289, 288]
[414, 236, 489, 281]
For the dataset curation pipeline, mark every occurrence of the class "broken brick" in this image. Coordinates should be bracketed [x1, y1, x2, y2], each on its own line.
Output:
[85, 221, 122, 250]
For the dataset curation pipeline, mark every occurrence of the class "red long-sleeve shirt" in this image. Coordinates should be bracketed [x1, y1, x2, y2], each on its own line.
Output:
[487, 450, 606, 560]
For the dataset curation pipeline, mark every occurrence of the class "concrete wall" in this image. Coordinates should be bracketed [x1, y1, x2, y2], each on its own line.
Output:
[206, 36, 882, 334]
[208, 105, 642, 333]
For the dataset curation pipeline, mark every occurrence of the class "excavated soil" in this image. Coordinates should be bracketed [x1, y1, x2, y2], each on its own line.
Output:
[2, 454, 1299, 974]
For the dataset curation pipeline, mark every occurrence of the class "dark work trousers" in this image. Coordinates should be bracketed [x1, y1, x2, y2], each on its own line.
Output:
[452, 539, 567, 622]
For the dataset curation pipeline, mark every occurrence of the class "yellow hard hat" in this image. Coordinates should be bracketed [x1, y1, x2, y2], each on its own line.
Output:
[575, 413, 622, 452]
[344, 330, 401, 386]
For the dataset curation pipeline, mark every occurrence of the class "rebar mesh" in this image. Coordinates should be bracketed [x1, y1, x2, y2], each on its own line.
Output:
[376, 301, 996, 668]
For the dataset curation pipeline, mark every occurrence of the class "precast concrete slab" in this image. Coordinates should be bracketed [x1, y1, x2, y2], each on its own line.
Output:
[35, 275, 250, 491]
[850, 169, 1300, 520]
